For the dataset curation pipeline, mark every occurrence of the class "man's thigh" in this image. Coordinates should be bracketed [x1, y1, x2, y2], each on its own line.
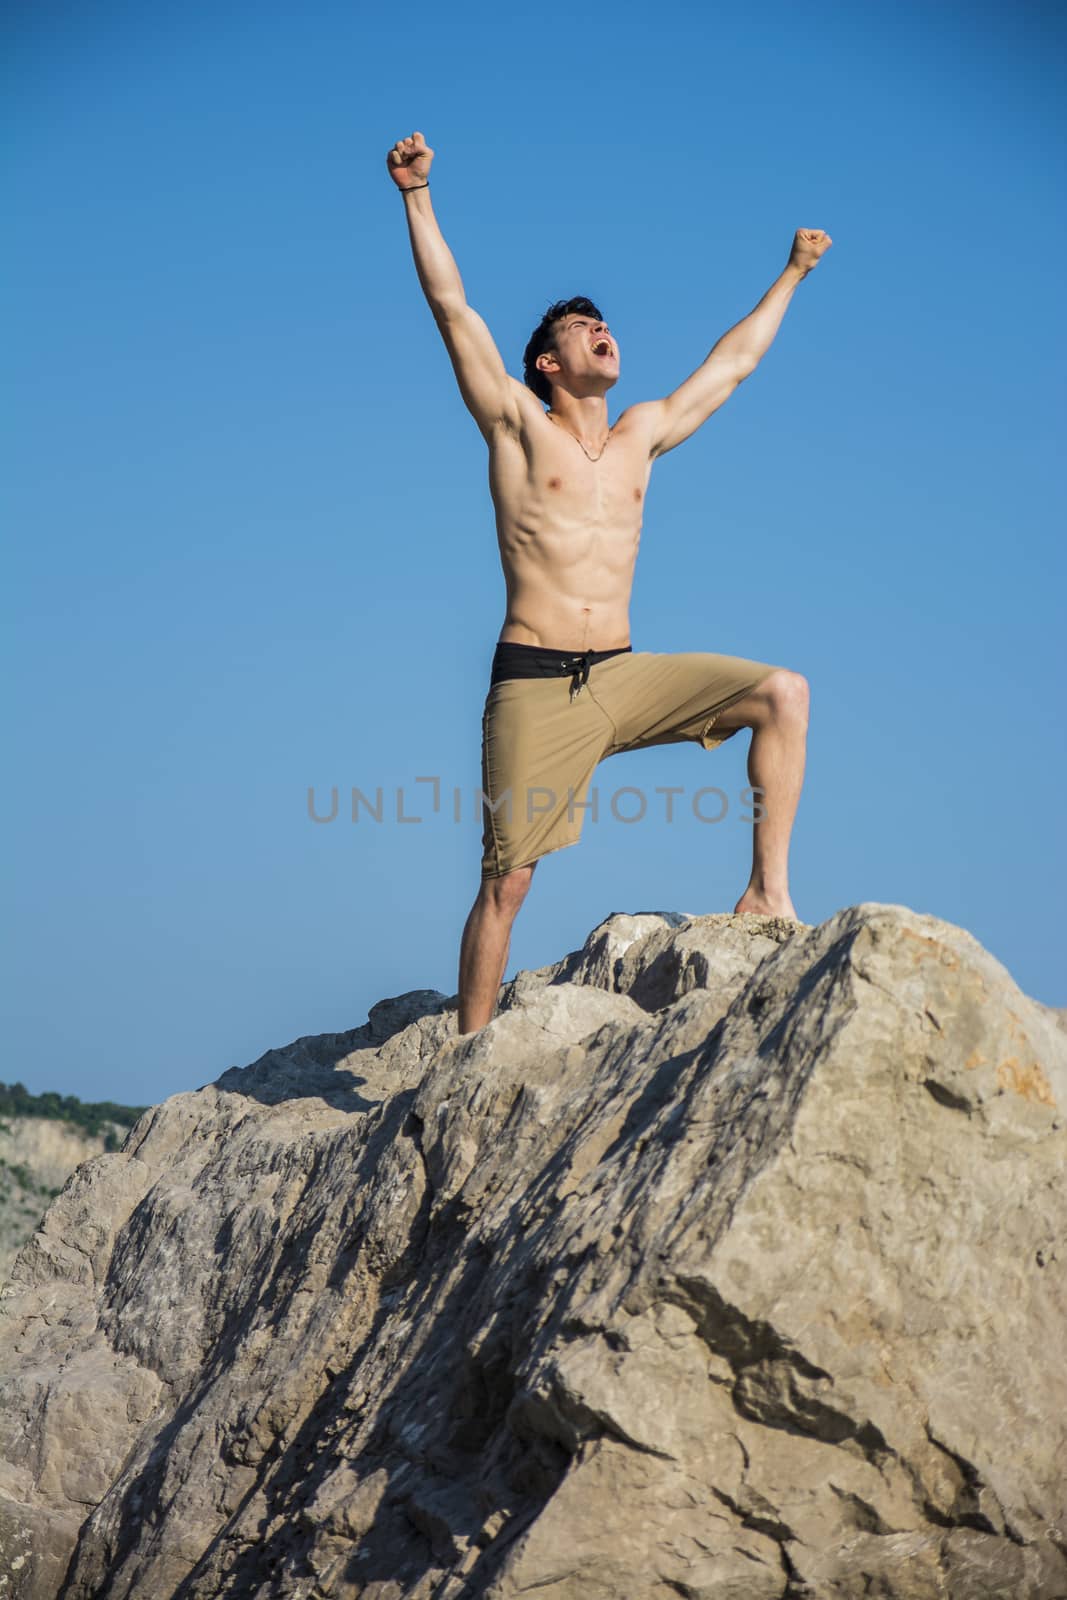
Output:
[593, 649, 782, 754]
[480, 676, 614, 878]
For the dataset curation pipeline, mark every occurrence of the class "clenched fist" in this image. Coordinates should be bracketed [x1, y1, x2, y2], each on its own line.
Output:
[789, 228, 833, 273]
[386, 130, 434, 191]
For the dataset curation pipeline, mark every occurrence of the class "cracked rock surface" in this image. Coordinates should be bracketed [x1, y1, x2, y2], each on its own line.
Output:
[0, 902, 1065, 1599]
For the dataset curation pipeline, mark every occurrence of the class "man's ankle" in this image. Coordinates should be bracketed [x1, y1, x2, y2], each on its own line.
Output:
[457, 1001, 493, 1035]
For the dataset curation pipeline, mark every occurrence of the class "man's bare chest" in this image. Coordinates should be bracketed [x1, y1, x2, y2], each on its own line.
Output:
[489, 418, 652, 525]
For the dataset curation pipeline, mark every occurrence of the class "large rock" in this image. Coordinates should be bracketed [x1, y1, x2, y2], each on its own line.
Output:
[0, 903, 1064, 1599]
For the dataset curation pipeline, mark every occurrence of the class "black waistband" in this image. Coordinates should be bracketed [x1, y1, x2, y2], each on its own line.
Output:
[490, 641, 632, 699]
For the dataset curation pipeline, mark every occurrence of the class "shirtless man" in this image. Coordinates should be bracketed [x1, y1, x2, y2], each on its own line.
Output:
[386, 131, 832, 1035]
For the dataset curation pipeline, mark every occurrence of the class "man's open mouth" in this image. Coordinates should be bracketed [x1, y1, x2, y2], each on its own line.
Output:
[592, 340, 613, 356]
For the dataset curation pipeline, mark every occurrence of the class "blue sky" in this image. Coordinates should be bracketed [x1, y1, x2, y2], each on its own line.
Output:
[5, 0, 1065, 1105]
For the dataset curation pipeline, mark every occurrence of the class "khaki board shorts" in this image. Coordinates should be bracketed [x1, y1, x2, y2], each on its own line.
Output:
[480, 647, 781, 879]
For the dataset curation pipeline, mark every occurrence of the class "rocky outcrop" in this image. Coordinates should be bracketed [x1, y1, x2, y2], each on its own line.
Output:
[0, 902, 1064, 1599]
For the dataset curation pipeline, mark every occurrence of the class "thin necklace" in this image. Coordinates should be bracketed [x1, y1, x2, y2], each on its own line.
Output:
[548, 411, 612, 463]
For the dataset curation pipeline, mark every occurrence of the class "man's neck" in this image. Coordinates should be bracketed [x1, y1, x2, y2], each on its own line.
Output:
[547, 393, 610, 445]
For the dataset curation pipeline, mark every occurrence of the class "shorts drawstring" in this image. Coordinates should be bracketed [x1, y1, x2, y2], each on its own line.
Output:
[565, 651, 595, 701]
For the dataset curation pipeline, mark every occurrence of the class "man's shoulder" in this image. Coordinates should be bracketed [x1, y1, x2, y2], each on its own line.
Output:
[477, 377, 543, 442]
[611, 400, 663, 457]
[613, 399, 661, 430]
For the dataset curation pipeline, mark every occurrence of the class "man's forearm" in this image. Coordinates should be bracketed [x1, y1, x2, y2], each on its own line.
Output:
[400, 187, 466, 314]
[711, 261, 808, 375]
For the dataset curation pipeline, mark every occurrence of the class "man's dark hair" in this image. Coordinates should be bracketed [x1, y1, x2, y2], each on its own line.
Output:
[522, 296, 605, 407]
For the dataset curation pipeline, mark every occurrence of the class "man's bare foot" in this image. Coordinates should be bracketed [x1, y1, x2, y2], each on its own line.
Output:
[733, 887, 799, 920]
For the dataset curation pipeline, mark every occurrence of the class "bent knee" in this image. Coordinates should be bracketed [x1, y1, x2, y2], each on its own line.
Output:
[763, 668, 810, 723]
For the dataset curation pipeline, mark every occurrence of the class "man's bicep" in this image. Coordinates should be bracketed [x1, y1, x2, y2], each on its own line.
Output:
[646, 354, 750, 458]
[432, 302, 520, 438]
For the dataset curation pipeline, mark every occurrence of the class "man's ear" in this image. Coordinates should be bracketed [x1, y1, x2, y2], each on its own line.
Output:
[536, 348, 560, 376]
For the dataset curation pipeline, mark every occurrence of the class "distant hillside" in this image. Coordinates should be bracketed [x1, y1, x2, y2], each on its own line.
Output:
[0, 1083, 148, 1280]
[0, 1081, 147, 1150]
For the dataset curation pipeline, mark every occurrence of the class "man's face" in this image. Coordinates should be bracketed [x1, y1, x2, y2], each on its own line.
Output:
[539, 313, 619, 394]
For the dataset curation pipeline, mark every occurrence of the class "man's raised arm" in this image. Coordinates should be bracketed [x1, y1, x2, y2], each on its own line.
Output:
[386, 131, 520, 442]
[647, 228, 833, 459]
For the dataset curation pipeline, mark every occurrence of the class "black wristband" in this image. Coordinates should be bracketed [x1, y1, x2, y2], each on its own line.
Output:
[402, 183, 429, 194]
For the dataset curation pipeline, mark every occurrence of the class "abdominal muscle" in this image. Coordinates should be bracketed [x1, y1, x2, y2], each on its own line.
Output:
[499, 583, 632, 653]
[489, 404, 651, 653]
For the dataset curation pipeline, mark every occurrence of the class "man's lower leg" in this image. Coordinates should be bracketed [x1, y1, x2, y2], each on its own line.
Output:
[457, 867, 534, 1034]
[734, 673, 809, 919]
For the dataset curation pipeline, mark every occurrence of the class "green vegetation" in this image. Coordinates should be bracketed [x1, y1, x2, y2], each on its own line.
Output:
[0, 1156, 61, 1199]
[0, 1082, 148, 1151]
